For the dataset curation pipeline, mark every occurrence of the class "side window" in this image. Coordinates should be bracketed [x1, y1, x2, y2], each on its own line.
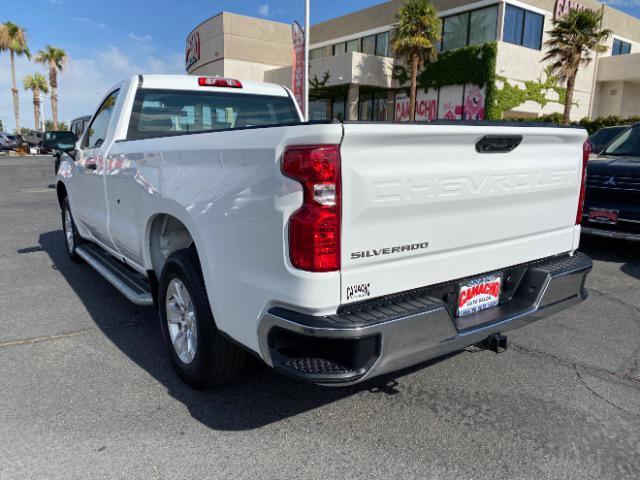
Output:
[503, 5, 544, 50]
[82, 90, 120, 149]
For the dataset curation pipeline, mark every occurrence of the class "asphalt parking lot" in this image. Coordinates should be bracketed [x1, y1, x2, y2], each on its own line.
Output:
[1, 155, 639, 480]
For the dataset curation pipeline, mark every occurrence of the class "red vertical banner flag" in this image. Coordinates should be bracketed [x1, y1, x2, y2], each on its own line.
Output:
[292, 21, 306, 117]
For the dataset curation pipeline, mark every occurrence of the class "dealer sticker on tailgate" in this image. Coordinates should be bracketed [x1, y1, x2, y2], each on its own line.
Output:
[457, 275, 502, 317]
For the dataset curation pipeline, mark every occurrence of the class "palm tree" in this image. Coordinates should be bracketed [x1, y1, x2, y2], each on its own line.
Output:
[0, 22, 31, 133]
[36, 45, 67, 130]
[392, 0, 441, 121]
[543, 9, 611, 125]
[23, 73, 48, 131]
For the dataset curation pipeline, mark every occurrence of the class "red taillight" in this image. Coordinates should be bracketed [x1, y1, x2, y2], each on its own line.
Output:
[576, 140, 592, 225]
[197, 77, 243, 88]
[282, 145, 341, 272]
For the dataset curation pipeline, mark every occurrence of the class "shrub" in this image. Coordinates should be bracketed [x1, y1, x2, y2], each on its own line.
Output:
[578, 115, 640, 135]
[504, 114, 640, 134]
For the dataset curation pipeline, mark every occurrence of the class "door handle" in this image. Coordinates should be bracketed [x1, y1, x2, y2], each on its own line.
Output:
[85, 162, 97, 170]
[476, 135, 523, 154]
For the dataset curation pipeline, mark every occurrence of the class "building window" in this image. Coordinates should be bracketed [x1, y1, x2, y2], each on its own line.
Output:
[312, 31, 391, 60]
[469, 5, 498, 45]
[362, 35, 376, 55]
[375, 32, 390, 57]
[612, 38, 631, 55]
[333, 42, 346, 55]
[503, 5, 544, 50]
[441, 5, 498, 51]
[346, 39, 360, 53]
[442, 12, 469, 51]
[310, 46, 331, 60]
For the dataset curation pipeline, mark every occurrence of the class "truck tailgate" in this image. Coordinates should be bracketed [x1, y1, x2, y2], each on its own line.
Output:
[339, 123, 587, 304]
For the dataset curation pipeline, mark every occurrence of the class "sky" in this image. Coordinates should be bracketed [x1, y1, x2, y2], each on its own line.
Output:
[0, 0, 639, 132]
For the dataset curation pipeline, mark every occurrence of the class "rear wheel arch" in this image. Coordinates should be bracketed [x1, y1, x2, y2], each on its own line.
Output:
[146, 213, 201, 279]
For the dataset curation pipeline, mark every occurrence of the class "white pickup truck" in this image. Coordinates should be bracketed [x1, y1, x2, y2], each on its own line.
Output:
[56, 74, 592, 389]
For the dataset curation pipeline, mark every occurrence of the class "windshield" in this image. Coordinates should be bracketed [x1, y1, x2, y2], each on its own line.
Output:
[45, 131, 75, 143]
[589, 127, 626, 151]
[602, 126, 640, 156]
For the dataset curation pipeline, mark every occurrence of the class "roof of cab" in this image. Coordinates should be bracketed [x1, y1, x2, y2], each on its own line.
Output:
[135, 74, 290, 97]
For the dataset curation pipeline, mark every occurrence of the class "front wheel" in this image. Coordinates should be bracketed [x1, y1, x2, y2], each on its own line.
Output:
[158, 248, 245, 389]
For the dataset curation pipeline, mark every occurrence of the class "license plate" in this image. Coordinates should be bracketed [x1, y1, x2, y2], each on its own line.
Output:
[457, 274, 502, 317]
[589, 208, 619, 225]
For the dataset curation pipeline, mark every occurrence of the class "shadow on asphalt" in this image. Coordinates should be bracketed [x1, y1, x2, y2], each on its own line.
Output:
[38, 229, 455, 431]
[579, 235, 640, 281]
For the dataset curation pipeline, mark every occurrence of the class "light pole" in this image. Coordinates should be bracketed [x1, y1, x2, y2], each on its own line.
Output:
[304, 0, 310, 121]
[39, 93, 46, 131]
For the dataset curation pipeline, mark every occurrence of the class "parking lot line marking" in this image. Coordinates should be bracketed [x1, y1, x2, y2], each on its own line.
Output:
[0, 329, 94, 348]
[0, 319, 155, 350]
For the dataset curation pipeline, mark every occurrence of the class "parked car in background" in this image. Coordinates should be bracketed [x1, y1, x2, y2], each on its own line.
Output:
[0, 132, 21, 150]
[70, 115, 91, 141]
[41, 130, 76, 154]
[588, 125, 628, 154]
[55, 74, 592, 389]
[24, 130, 44, 146]
[582, 123, 640, 241]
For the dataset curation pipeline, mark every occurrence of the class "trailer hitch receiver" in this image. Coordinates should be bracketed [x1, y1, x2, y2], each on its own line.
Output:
[479, 333, 508, 354]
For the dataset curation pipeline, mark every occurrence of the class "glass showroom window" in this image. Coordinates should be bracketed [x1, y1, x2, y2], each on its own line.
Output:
[612, 38, 631, 55]
[309, 99, 331, 121]
[442, 6, 498, 51]
[359, 93, 374, 121]
[359, 92, 388, 121]
[373, 92, 388, 121]
[332, 97, 346, 121]
[503, 5, 544, 50]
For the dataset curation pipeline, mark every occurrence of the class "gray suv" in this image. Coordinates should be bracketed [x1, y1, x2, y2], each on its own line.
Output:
[0, 132, 20, 150]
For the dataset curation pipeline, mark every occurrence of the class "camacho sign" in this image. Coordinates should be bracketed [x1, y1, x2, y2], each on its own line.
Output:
[554, 0, 589, 18]
[185, 31, 200, 70]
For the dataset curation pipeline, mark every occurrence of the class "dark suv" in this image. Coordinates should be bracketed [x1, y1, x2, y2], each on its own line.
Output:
[41, 130, 76, 154]
[582, 123, 640, 241]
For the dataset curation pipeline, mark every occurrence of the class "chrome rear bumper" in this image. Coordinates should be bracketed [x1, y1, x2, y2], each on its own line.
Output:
[258, 252, 592, 386]
[582, 226, 640, 241]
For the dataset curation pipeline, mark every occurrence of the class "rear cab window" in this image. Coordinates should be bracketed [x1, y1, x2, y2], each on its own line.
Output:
[126, 89, 301, 141]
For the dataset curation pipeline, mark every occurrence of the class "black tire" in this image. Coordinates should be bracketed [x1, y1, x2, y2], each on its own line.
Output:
[158, 248, 245, 389]
[61, 197, 84, 263]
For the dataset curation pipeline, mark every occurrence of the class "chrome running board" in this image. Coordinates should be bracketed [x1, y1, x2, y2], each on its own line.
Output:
[76, 244, 153, 306]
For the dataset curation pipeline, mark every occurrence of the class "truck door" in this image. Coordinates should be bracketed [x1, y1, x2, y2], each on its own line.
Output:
[70, 89, 120, 248]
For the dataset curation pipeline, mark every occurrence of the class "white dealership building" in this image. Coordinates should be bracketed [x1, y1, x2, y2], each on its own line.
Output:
[185, 0, 640, 121]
